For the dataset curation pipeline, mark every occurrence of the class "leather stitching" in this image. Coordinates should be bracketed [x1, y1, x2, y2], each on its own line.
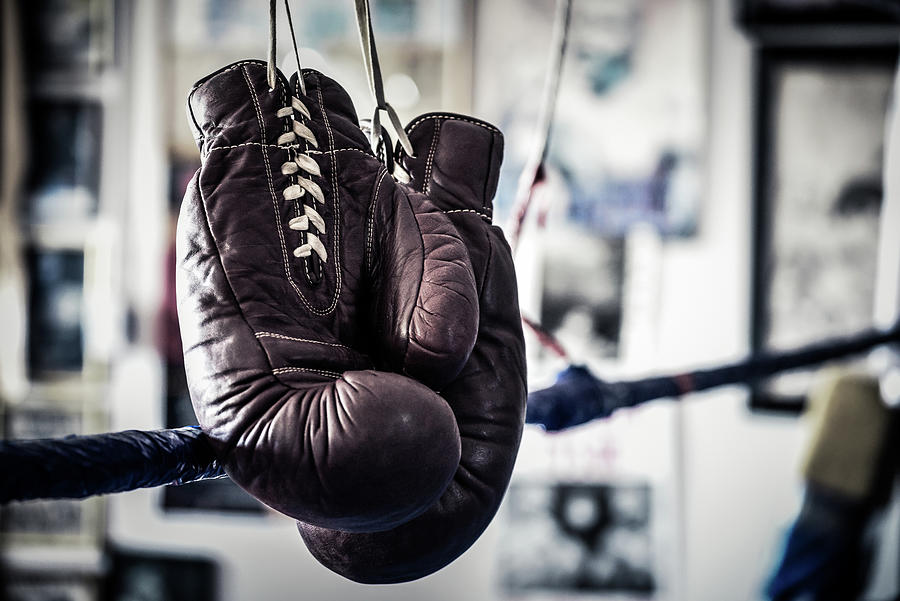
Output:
[423, 119, 441, 195]
[255, 332, 353, 350]
[442, 208, 492, 221]
[208, 144, 372, 157]
[272, 367, 341, 378]
[312, 73, 343, 314]
[406, 113, 501, 135]
[365, 168, 389, 271]
[189, 60, 263, 93]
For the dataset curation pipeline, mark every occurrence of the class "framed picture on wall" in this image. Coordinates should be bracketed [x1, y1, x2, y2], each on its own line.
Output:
[497, 481, 655, 595]
[738, 0, 900, 28]
[750, 45, 898, 412]
[477, 0, 706, 235]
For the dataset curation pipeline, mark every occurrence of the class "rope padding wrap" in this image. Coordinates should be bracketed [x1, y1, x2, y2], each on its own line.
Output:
[0, 426, 225, 503]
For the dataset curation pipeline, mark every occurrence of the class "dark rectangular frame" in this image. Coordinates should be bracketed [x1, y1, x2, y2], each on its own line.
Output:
[750, 43, 898, 413]
[737, 0, 900, 27]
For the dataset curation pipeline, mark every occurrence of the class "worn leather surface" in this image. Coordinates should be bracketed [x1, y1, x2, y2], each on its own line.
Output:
[298, 114, 527, 583]
[177, 60, 480, 531]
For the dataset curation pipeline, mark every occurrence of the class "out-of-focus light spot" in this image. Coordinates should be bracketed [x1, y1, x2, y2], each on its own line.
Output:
[385, 73, 420, 109]
[562, 492, 598, 530]
[881, 366, 900, 407]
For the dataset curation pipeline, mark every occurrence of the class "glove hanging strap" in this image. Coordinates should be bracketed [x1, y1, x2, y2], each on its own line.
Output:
[268, 0, 306, 95]
[354, 0, 415, 158]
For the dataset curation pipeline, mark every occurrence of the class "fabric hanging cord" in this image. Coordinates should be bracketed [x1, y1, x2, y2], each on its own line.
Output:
[354, 0, 414, 157]
[507, 0, 573, 251]
[268, 0, 306, 94]
[283, 0, 307, 95]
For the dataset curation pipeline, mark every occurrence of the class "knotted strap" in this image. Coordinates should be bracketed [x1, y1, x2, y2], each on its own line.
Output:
[354, 0, 414, 158]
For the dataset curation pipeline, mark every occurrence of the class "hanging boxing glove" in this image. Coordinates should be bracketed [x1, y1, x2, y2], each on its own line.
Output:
[176, 61, 479, 532]
[298, 114, 528, 583]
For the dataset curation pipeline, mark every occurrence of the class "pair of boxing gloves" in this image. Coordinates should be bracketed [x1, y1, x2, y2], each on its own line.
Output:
[176, 60, 526, 583]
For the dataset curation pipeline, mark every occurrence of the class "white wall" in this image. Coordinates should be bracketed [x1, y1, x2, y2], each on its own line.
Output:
[666, 3, 808, 600]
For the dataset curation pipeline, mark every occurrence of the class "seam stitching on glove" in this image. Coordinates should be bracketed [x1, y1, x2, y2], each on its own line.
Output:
[255, 332, 352, 350]
[272, 367, 341, 378]
[423, 119, 441, 195]
[312, 74, 343, 314]
[401, 190, 426, 371]
[365, 169, 389, 269]
[188, 60, 262, 93]
[406, 114, 501, 136]
[208, 143, 369, 157]
[442, 209, 491, 221]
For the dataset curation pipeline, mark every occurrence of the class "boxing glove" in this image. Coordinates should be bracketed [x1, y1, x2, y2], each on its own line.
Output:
[298, 114, 528, 582]
[176, 61, 479, 531]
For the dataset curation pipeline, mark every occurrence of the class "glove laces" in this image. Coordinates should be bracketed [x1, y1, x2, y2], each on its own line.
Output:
[269, 0, 327, 281]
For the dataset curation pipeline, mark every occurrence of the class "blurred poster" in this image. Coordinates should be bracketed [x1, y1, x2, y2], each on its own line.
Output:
[477, 0, 706, 236]
[499, 482, 655, 595]
[541, 231, 623, 359]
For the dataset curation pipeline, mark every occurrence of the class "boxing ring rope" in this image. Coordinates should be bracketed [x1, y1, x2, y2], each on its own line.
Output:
[526, 321, 900, 432]
[1, 322, 897, 504]
[0, 426, 224, 503]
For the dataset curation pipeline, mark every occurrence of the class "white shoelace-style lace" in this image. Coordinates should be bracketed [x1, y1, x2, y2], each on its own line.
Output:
[268, 0, 327, 272]
[276, 94, 327, 265]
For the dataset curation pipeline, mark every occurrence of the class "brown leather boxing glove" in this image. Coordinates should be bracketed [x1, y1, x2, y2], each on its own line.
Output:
[176, 61, 479, 532]
[298, 114, 528, 582]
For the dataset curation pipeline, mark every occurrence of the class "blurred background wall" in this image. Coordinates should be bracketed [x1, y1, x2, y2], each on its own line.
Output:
[1, 1, 899, 600]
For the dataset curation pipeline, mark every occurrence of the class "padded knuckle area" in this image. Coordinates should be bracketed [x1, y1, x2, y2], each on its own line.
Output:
[225, 370, 461, 532]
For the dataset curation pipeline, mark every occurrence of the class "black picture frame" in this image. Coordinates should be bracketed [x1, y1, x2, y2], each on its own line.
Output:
[750, 44, 898, 413]
[737, 0, 900, 28]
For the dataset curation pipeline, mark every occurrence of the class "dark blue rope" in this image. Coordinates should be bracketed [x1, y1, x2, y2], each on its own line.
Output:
[527, 323, 900, 431]
[0, 426, 225, 503]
